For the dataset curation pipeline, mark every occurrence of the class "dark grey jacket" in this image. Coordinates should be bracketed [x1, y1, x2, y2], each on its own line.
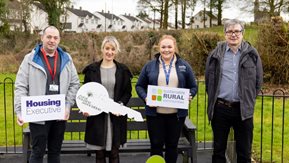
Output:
[205, 41, 263, 121]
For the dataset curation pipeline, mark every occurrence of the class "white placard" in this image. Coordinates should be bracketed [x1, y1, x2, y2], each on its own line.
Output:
[147, 85, 190, 109]
[21, 94, 65, 122]
[76, 82, 144, 122]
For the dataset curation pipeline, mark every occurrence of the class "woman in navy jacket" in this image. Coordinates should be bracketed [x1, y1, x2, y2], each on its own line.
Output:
[136, 35, 198, 163]
[82, 36, 132, 163]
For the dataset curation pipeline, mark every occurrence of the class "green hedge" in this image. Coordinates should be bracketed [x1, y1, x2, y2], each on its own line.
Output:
[256, 17, 289, 84]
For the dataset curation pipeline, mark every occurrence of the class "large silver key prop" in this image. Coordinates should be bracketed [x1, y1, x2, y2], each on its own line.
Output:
[76, 82, 144, 122]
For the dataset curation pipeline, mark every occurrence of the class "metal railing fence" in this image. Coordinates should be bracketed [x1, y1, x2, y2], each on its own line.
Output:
[0, 77, 288, 162]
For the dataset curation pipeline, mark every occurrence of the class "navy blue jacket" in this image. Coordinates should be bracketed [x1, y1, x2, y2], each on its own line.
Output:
[136, 53, 198, 117]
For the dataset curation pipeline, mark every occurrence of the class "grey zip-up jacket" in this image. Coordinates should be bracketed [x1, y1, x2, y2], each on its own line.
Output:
[205, 41, 263, 121]
[14, 44, 80, 124]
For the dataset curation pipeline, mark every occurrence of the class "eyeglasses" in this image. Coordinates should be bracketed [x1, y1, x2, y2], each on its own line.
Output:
[225, 30, 243, 36]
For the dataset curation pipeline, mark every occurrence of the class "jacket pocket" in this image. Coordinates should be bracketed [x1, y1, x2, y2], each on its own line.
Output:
[242, 60, 256, 79]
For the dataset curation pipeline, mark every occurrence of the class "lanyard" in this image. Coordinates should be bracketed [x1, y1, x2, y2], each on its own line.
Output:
[41, 48, 58, 82]
[161, 55, 174, 85]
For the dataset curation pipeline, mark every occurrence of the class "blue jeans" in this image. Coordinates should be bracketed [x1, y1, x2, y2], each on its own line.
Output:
[146, 114, 185, 163]
[29, 120, 66, 163]
[212, 103, 253, 163]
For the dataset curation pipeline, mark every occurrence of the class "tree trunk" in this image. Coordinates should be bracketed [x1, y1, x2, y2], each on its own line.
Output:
[209, 0, 212, 27]
[163, 0, 169, 29]
[217, 0, 222, 25]
[181, 0, 186, 29]
[38, 0, 69, 30]
[254, 0, 259, 22]
[175, 0, 178, 29]
[160, 0, 164, 29]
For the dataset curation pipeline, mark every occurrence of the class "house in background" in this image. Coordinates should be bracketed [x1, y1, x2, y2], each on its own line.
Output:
[4, 2, 165, 33]
[62, 6, 100, 33]
[168, 22, 183, 30]
[4, 0, 23, 31]
[144, 18, 160, 30]
[93, 11, 124, 32]
[30, 1, 48, 33]
[191, 10, 218, 28]
[119, 14, 144, 31]
[135, 17, 151, 30]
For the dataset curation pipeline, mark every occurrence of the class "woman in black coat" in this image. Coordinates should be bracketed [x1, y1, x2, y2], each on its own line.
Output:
[82, 36, 132, 163]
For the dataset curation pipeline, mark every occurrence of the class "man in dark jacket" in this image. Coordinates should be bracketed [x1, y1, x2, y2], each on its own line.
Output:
[205, 19, 263, 163]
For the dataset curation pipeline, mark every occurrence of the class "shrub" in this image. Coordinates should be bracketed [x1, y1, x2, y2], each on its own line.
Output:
[179, 31, 222, 76]
[0, 29, 223, 75]
[256, 17, 289, 84]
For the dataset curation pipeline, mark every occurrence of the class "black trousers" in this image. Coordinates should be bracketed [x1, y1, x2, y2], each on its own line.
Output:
[211, 102, 253, 163]
[146, 113, 185, 163]
[29, 120, 66, 163]
[95, 146, 119, 163]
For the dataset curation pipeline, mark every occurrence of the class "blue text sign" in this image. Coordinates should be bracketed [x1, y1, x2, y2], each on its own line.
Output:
[21, 94, 65, 122]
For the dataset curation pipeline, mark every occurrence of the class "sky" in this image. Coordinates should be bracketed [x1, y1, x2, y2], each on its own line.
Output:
[72, 0, 289, 23]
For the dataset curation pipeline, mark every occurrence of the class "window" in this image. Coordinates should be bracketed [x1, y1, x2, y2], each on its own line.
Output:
[61, 16, 65, 22]
[85, 19, 88, 24]
[81, 18, 84, 23]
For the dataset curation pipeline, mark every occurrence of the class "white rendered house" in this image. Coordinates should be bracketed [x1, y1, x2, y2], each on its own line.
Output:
[191, 10, 218, 29]
[93, 10, 124, 32]
[61, 6, 100, 33]
[119, 14, 144, 31]
[29, 2, 49, 33]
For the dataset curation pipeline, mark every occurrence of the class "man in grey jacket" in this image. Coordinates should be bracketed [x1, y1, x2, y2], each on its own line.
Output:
[205, 19, 263, 163]
[14, 26, 80, 163]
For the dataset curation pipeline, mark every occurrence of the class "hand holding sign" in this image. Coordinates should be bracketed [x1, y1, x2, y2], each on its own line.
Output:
[76, 82, 144, 122]
[21, 94, 66, 123]
[147, 85, 190, 109]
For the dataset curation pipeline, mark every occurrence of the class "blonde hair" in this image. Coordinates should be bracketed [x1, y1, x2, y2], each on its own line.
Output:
[101, 36, 120, 53]
[158, 35, 179, 54]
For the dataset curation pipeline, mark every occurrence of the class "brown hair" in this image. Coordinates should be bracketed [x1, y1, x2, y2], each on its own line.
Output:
[158, 35, 179, 54]
[41, 25, 59, 36]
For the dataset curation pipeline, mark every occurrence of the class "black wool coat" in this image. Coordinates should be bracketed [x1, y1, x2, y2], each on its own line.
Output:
[82, 60, 132, 147]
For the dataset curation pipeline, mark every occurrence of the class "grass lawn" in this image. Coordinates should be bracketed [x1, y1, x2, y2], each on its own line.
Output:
[253, 96, 289, 162]
[189, 82, 289, 162]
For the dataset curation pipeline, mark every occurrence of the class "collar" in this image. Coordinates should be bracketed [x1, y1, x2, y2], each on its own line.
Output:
[158, 54, 177, 66]
[225, 44, 242, 52]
